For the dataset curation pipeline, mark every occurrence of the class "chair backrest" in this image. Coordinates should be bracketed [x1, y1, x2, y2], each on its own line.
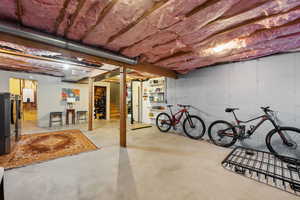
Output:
[50, 112, 62, 116]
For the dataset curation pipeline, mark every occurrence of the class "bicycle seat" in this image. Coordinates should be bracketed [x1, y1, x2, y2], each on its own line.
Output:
[225, 108, 239, 113]
[177, 104, 191, 108]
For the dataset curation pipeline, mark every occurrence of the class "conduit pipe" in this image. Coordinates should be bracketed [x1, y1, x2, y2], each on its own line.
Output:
[0, 21, 138, 65]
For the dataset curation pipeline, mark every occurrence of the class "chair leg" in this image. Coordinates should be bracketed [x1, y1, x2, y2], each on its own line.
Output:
[60, 115, 63, 126]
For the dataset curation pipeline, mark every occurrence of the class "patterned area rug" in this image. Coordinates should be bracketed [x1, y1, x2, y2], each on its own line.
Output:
[0, 130, 98, 169]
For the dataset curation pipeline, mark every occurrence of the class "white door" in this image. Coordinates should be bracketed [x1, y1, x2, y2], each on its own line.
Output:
[132, 81, 142, 122]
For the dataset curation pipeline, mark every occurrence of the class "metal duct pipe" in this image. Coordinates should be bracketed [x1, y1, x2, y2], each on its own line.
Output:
[0, 21, 138, 65]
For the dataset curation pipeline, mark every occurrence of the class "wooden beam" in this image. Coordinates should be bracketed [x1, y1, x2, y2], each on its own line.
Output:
[54, 0, 72, 33]
[120, 66, 127, 147]
[0, 33, 177, 79]
[88, 77, 94, 131]
[94, 69, 120, 82]
[16, 0, 23, 23]
[107, 0, 170, 44]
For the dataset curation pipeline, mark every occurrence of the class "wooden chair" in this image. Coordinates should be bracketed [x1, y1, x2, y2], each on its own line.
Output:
[49, 112, 63, 127]
[77, 111, 87, 123]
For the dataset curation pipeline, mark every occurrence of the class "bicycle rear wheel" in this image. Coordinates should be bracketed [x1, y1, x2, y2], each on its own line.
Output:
[156, 113, 172, 132]
[208, 120, 237, 147]
[183, 116, 206, 140]
[266, 127, 300, 161]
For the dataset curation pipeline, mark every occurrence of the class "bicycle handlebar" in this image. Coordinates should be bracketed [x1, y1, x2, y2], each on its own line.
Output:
[261, 106, 273, 113]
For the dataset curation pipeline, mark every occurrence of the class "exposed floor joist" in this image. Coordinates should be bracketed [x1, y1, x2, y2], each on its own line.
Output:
[107, 0, 170, 44]
[54, 0, 72, 33]
[81, 0, 120, 41]
[15, 0, 23, 23]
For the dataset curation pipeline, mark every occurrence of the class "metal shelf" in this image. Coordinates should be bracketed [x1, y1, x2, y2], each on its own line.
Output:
[222, 146, 300, 196]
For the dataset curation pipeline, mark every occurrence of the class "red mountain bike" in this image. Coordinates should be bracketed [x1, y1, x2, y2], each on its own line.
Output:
[156, 104, 206, 140]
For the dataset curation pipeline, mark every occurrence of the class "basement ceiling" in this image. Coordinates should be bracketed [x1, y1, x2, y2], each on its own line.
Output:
[0, 41, 118, 81]
[1, 0, 300, 73]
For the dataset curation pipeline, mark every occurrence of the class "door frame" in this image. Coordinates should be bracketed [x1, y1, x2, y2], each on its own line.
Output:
[9, 77, 38, 124]
[93, 82, 110, 120]
[132, 80, 143, 123]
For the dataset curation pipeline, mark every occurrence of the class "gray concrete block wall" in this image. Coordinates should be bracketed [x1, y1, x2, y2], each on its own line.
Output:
[167, 52, 300, 151]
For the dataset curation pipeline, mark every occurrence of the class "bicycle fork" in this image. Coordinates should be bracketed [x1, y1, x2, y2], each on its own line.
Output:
[269, 119, 293, 147]
[185, 113, 195, 128]
[277, 129, 294, 147]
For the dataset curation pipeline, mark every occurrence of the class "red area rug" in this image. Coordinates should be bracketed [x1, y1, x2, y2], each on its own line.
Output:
[0, 129, 98, 169]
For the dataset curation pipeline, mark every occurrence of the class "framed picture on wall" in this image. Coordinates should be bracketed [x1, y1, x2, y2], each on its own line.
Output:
[62, 88, 80, 101]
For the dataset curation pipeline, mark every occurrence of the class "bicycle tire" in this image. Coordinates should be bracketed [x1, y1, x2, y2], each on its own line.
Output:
[266, 127, 300, 162]
[208, 120, 237, 147]
[183, 115, 206, 140]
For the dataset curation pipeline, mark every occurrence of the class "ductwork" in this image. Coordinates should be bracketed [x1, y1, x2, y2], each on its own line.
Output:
[0, 21, 138, 65]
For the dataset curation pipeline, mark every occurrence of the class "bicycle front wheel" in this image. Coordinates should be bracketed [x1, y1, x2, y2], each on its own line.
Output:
[266, 127, 300, 161]
[208, 120, 237, 147]
[183, 116, 206, 140]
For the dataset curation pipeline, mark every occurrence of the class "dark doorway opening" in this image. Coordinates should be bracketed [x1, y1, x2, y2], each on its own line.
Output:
[94, 86, 107, 120]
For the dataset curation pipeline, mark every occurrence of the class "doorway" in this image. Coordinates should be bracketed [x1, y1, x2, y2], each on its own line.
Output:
[9, 78, 38, 129]
[94, 86, 107, 120]
[132, 81, 142, 123]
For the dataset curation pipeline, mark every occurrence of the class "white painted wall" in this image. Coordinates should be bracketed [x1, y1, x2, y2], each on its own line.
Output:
[167, 52, 300, 150]
[0, 71, 89, 127]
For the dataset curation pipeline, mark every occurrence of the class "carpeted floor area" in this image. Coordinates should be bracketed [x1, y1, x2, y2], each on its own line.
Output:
[0, 130, 98, 169]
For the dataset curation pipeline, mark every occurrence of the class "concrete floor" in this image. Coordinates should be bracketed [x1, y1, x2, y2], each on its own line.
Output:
[5, 120, 298, 200]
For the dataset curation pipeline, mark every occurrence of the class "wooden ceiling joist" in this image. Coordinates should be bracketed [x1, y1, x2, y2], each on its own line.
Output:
[81, 0, 120, 41]
[0, 32, 177, 79]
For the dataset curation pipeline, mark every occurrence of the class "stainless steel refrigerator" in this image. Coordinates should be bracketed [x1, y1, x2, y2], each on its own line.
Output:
[0, 93, 21, 155]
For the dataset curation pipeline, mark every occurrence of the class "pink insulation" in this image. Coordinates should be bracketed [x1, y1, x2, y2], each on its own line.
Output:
[0, 0, 18, 20]
[1, 0, 300, 74]
[119, 0, 240, 61]
[83, 0, 163, 46]
[66, 0, 111, 40]
[181, 0, 300, 45]
[21, 0, 66, 33]
[107, 0, 209, 51]
[222, 0, 269, 18]
[56, 0, 80, 36]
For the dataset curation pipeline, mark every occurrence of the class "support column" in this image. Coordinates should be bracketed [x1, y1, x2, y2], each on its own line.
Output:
[88, 77, 94, 131]
[120, 67, 127, 147]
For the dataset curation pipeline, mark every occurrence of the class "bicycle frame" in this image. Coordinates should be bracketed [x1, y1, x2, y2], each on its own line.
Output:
[234, 114, 271, 136]
[168, 107, 191, 127]
[230, 111, 290, 144]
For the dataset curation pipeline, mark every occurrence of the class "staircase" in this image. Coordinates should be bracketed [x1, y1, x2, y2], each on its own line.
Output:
[110, 104, 120, 119]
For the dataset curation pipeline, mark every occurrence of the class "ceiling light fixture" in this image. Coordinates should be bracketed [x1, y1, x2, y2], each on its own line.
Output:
[63, 64, 70, 70]
[204, 39, 246, 55]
